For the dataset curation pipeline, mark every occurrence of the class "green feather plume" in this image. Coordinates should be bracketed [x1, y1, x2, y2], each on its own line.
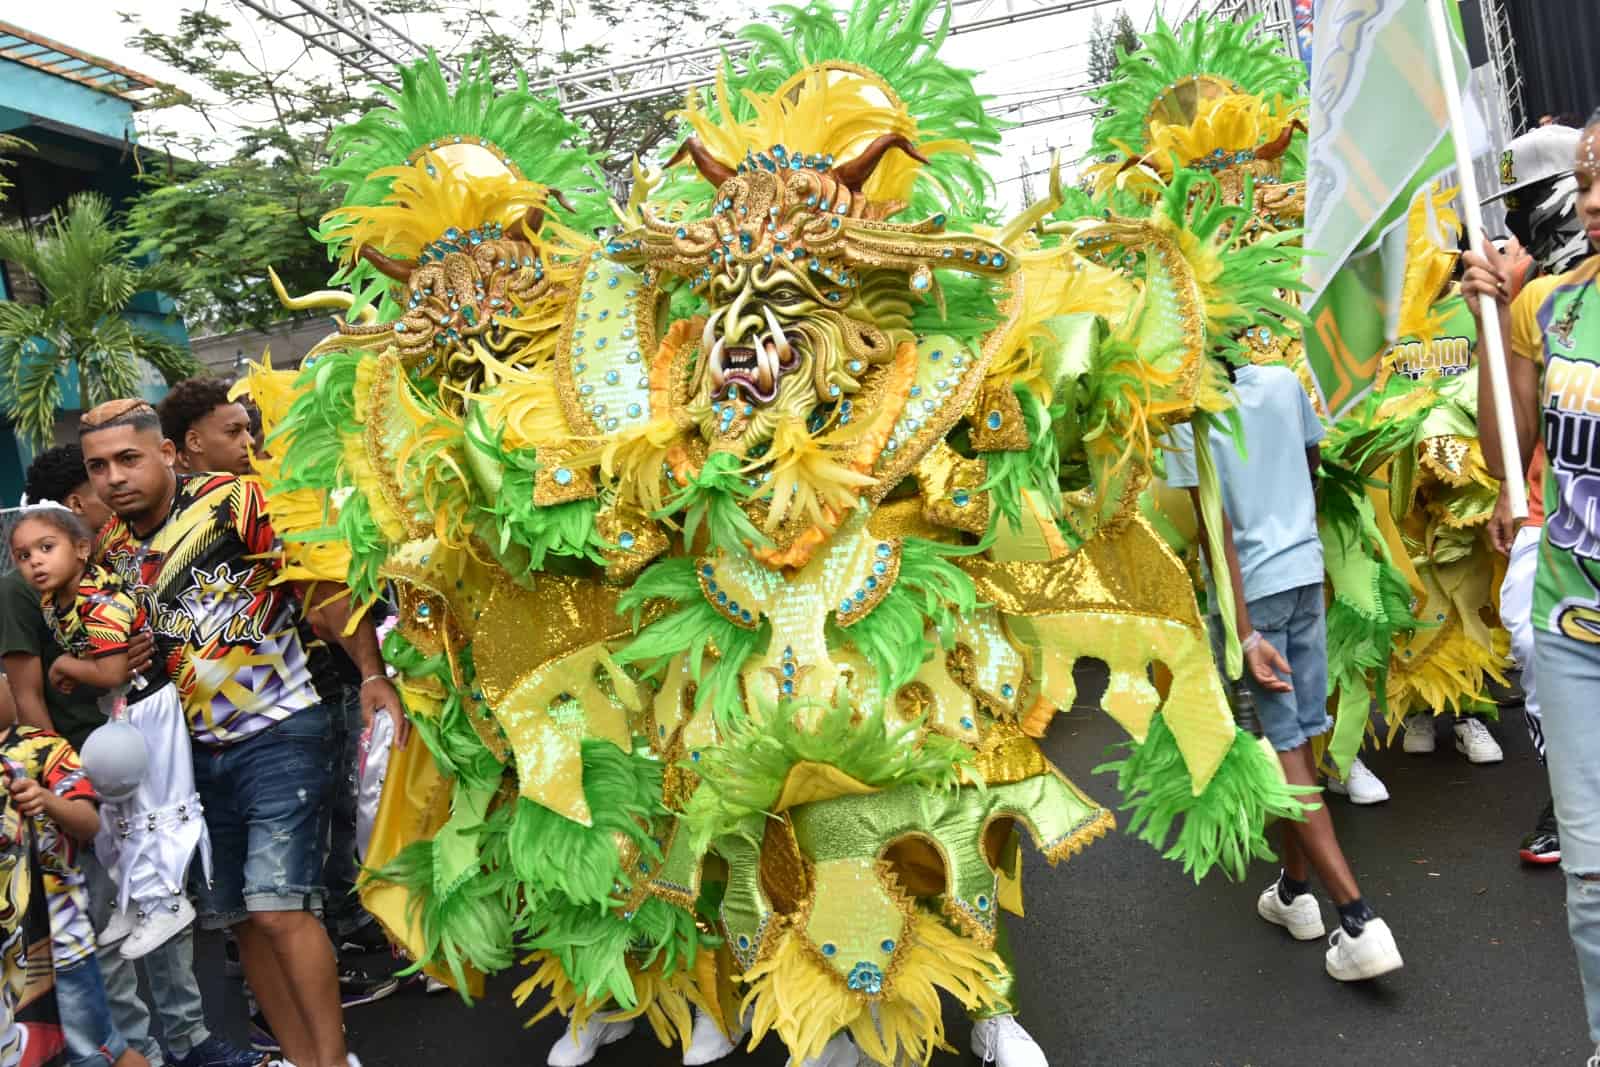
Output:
[615, 558, 770, 728]
[1096, 713, 1317, 882]
[1089, 15, 1307, 164]
[831, 536, 978, 694]
[981, 385, 1060, 533]
[657, 449, 770, 553]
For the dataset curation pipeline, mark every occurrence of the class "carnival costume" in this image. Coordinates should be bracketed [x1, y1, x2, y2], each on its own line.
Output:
[246, 3, 1309, 1062]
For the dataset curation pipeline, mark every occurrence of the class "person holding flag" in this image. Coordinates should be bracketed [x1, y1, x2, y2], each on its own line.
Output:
[1461, 107, 1600, 1057]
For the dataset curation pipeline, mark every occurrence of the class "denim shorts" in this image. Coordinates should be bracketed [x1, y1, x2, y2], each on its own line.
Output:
[1241, 584, 1334, 752]
[54, 956, 129, 1066]
[191, 703, 333, 928]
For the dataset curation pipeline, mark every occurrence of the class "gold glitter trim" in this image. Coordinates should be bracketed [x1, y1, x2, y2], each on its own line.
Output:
[915, 443, 991, 535]
[969, 381, 1029, 453]
[835, 540, 900, 628]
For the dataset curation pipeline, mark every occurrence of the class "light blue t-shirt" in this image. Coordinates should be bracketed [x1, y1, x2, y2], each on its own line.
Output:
[1165, 363, 1326, 604]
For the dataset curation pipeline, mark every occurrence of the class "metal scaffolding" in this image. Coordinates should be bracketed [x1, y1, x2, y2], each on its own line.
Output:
[231, 0, 449, 88]
[1478, 0, 1524, 136]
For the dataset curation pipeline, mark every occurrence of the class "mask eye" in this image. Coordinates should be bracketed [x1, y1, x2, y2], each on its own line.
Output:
[767, 285, 805, 303]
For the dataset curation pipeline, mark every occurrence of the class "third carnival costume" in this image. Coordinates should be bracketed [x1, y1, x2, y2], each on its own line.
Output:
[244, 2, 1311, 1062]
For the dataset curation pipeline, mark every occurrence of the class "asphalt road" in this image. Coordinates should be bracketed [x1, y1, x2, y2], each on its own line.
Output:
[184, 676, 1587, 1067]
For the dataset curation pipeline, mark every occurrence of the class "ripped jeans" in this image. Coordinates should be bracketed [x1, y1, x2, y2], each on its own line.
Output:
[190, 703, 333, 928]
[1534, 628, 1600, 1041]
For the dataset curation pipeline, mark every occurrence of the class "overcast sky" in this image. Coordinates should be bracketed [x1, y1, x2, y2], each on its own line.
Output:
[16, 0, 1174, 212]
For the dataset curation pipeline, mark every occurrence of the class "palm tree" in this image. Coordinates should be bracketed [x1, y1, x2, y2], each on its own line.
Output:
[0, 134, 30, 204]
[0, 192, 199, 449]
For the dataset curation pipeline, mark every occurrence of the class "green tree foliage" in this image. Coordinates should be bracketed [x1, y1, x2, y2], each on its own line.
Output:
[122, 1, 731, 334]
[1088, 8, 1142, 87]
[0, 135, 31, 205]
[0, 193, 199, 449]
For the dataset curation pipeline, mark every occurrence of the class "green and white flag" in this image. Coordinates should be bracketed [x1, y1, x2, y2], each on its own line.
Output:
[1303, 0, 1485, 417]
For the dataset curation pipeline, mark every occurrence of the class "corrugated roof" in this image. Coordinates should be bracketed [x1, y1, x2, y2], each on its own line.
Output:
[0, 19, 162, 104]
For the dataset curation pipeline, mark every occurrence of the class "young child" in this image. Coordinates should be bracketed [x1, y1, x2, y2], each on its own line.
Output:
[9, 509, 209, 963]
[0, 673, 148, 1067]
[1166, 362, 1404, 982]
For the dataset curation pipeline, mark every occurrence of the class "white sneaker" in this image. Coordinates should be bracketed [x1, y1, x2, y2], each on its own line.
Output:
[548, 1017, 635, 1067]
[1325, 917, 1404, 981]
[970, 1014, 1048, 1067]
[683, 1007, 746, 1065]
[97, 906, 136, 947]
[1325, 757, 1390, 805]
[1453, 718, 1504, 764]
[1257, 882, 1325, 940]
[784, 1031, 861, 1067]
[1402, 715, 1436, 754]
[120, 896, 195, 960]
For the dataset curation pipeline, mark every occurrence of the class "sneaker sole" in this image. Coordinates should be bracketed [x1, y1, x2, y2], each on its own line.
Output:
[1520, 848, 1562, 865]
[1327, 946, 1404, 981]
[1402, 741, 1435, 755]
[1257, 896, 1325, 941]
[340, 978, 401, 1009]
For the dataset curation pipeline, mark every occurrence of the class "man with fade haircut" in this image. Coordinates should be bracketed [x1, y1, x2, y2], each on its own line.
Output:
[78, 398, 399, 1067]
[155, 378, 252, 478]
[0, 446, 263, 1067]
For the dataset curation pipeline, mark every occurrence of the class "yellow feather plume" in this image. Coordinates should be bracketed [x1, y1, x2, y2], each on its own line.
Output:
[512, 952, 705, 1051]
[322, 154, 552, 267]
[1396, 183, 1463, 347]
[672, 65, 966, 206]
[760, 418, 879, 532]
[739, 911, 1005, 1067]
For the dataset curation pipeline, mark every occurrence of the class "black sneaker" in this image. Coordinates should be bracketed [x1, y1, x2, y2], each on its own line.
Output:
[172, 1035, 268, 1067]
[336, 921, 391, 956]
[1520, 800, 1561, 865]
[247, 1013, 279, 1054]
[339, 963, 401, 1009]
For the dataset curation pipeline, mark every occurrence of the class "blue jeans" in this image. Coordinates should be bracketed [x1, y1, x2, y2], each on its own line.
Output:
[1534, 627, 1600, 1042]
[192, 704, 333, 928]
[84, 848, 208, 1065]
[1240, 584, 1333, 752]
[322, 686, 370, 938]
[54, 956, 128, 1066]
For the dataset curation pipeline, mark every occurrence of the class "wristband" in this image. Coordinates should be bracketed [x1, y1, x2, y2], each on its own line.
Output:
[360, 674, 390, 688]
[1241, 631, 1262, 653]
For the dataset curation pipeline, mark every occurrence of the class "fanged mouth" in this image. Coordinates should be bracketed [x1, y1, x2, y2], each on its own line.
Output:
[705, 306, 801, 406]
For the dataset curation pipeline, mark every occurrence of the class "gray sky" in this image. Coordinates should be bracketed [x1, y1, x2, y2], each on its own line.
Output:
[17, 0, 1169, 212]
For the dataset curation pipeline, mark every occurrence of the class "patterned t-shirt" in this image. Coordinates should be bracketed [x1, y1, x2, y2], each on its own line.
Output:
[1384, 293, 1477, 381]
[1510, 254, 1600, 643]
[0, 727, 98, 969]
[98, 474, 320, 744]
[39, 563, 152, 664]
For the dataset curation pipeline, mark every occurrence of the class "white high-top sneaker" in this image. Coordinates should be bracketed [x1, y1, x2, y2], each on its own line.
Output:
[1402, 714, 1436, 754]
[547, 1016, 636, 1067]
[1324, 757, 1390, 805]
[120, 896, 194, 960]
[1453, 718, 1504, 764]
[784, 1032, 861, 1067]
[1325, 917, 1404, 981]
[683, 1007, 748, 1065]
[970, 1014, 1048, 1067]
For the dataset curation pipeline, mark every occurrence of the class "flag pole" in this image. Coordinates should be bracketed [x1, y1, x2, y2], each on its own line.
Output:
[1424, 0, 1528, 519]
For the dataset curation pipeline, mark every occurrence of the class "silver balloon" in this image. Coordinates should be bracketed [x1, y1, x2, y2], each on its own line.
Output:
[80, 721, 149, 803]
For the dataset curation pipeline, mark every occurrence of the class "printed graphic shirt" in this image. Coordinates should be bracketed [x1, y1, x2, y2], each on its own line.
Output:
[39, 563, 153, 664]
[1511, 255, 1600, 643]
[0, 727, 98, 969]
[99, 474, 320, 744]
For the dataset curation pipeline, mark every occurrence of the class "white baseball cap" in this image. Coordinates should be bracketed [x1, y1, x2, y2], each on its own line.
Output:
[1485, 125, 1581, 203]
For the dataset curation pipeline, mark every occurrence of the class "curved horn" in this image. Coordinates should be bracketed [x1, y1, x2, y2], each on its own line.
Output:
[358, 245, 412, 283]
[666, 137, 736, 188]
[1254, 120, 1307, 162]
[513, 190, 576, 241]
[828, 134, 929, 193]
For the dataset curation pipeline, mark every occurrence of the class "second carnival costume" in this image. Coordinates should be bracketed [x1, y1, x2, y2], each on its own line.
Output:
[245, 2, 1313, 1062]
[1086, 16, 1508, 779]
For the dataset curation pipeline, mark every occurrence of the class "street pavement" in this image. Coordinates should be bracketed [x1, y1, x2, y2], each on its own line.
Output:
[188, 677, 1587, 1066]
